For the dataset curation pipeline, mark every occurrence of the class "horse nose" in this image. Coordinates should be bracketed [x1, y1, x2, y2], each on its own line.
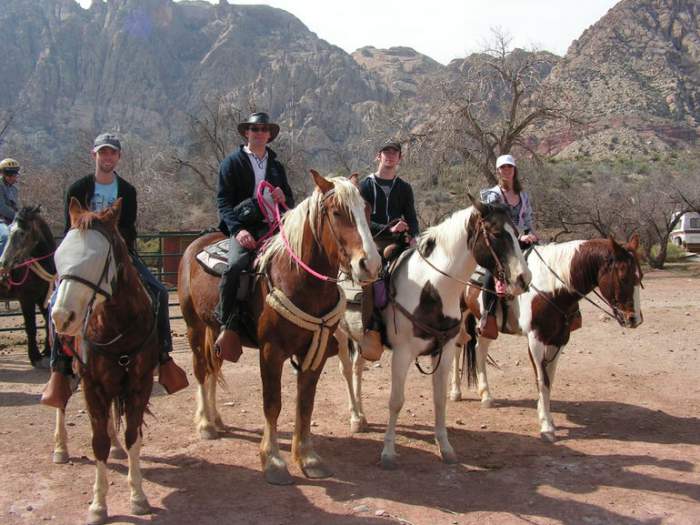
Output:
[52, 308, 75, 333]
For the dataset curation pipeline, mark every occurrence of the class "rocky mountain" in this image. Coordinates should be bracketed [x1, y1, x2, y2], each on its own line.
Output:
[540, 0, 700, 157]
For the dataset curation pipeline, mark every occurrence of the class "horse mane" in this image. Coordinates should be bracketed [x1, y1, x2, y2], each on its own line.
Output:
[529, 240, 586, 293]
[73, 206, 119, 233]
[418, 206, 474, 256]
[257, 177, 363, 271]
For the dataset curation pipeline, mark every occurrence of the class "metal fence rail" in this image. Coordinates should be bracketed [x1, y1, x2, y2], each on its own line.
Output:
[0, 231, 202, 334]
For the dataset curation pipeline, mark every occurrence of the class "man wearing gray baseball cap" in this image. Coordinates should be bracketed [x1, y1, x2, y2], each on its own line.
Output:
[41, 132, 189, 408]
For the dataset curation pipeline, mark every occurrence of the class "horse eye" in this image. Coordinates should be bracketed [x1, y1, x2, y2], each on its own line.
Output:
[332, 210, 342, 218]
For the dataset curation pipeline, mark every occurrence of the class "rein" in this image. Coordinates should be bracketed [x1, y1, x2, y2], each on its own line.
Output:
[5, 251, 56, 286]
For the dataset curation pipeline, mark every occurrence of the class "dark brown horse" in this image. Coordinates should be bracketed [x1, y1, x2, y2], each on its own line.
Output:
[0, 206, 56, 367]
[178, 170, 380, 484]
[451, 235, 643, 442]
[51, 198, 158, 525]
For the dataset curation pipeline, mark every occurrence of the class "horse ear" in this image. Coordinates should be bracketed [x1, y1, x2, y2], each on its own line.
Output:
[626, 233, 640, 252]
[31, 204, 41, 215]
[468, 193, 487, 216]
[609, 235, 626, 259]
[310, 169, 334, 194]
[68, 197, 83, 226]
[349, 173, 360, 188]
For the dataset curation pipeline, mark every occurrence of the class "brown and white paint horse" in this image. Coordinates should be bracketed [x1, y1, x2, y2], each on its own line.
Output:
[338, 200, 531, 469]
[51, 198, 159, 525]
[451, 235, 643, 442]
[178, 171, 380, 485]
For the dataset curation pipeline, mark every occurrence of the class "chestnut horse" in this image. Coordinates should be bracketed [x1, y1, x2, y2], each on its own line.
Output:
[0, 206, 56, 367]
[51, 198, 159, 525]
[450, 235, 643, 442]
[178, 171, 380, 484]
[336, 199, 531, 468]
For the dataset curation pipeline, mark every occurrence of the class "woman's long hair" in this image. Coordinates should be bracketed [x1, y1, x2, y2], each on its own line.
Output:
[499, 166, 522, 194]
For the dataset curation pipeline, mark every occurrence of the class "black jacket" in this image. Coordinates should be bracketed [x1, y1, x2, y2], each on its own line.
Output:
[359, 175, 419, 237]
[64, 174, 138, 250]
[217, 145, 294, 236]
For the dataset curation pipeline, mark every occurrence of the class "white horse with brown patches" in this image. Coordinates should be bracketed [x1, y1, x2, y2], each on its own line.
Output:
[338, 200, 531, 469]
[451, 235, 643, 442]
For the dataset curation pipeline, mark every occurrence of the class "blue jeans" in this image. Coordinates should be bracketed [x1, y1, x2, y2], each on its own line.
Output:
[50, 253, 172, 373]
[0, 222, 9, 257]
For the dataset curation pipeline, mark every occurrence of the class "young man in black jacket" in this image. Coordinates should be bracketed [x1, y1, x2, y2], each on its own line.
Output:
[358, 141, 419, 360]
[41, 133, 188, 408]
[214, 112, 294, 361]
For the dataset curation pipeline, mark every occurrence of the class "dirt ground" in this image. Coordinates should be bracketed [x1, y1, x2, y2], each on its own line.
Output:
[1, 264, 699, 525]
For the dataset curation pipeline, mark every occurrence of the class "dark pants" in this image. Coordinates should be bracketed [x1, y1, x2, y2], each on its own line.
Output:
[50, 253, 172, 373]
[215, 227, 266, 331]
[482, 270, 498, 317]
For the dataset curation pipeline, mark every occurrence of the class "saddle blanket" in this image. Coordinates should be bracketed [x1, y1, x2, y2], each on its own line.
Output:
[195, 238, 230, 276]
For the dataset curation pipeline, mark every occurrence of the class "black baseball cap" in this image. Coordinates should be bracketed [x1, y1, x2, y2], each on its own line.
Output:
[378, 140, 402, 154]
[93, 133, 122, 152]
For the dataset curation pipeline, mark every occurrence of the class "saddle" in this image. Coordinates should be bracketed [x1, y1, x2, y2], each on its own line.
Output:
[195, 237, 258, 302]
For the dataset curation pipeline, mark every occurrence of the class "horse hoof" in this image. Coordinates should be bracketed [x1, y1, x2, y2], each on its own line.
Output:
[109, 447, 127, 460]
[301, 462, 333, 479]
[53, 450, 69, 464]
[86, 507, 108, 525]
[449, 391, 462, 402]
[130, 498, 151, 516]
[441, 450, 459, 464]
[263, 465, 295, 485]
[199, 426, 219, 440]
[380, 454, 398, 470]
[350, 417, 368, 434]
[481, 398, 494, 409]
[540, 431, 556, 443]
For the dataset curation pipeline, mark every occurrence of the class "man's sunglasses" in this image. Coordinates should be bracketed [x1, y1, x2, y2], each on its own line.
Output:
[248, 125, 269, 133]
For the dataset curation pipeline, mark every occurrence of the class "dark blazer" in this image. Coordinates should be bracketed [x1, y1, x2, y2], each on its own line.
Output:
[64, 174, 138, 250]
[359, 175, 419, 237]
[217, 145, 294, 236]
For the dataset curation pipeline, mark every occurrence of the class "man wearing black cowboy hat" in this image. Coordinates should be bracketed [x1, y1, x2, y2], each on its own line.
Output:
[214, 112, 295, 361]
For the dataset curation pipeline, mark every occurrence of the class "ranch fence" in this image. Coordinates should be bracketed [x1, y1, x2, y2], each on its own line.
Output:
[0, 231, 202, 334]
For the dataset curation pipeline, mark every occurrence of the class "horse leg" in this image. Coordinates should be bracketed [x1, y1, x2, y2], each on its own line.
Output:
[86, 401, 111, 525]
[337, 333, 367, 433]
[527, 334, 558, 442]
[380, 345, 412, 470]
[351, 344, 367, 430]
[293, 365, 332, 479]
[259, 345, 292, 485]
[20, 297, 42, 366]
[40, 305, 51, 358]
[53, 408, 69, 464]
[124, 395, 151, 516]
[449, 349, 462, 401]
[195, 374, 219, 440]
[208, 373, 225, 431]
[192, 326, 219, 440]
[475, 337, 495, 408]
[108, 405, 127, 460]
[433, 344, 458, 464]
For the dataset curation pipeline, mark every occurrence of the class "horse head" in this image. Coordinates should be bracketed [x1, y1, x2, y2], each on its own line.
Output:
[468, 195, 531, 296]
[0, 205, 51, 272]
[51, 198, 123, 336]
[597, 233, 644, 328]
[310, 169, 381, 284]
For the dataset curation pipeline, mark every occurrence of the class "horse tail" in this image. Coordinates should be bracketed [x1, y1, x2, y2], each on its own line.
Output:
[465, 313, 477, 387]
[203, 326, 225, 386]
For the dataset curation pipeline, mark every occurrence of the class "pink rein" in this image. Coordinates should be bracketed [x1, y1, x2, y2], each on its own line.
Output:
[4, 251, 55, 286]
[256, 181, 337, 282]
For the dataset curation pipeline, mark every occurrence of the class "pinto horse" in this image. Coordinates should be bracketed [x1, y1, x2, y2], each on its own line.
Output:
[450, 235, 644, 442]
[178, 170, 380, 484]
[0, 206, 56, 367]
[51, 198, 159, 525]
[337, 199, 531, 469]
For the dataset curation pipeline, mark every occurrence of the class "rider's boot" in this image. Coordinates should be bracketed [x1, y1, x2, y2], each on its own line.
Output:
[478, 314, 498, 340]
[41, 371, 73, 409]
[570, 310, 582, 331]
[214, 329, 243, 363]
[359, 329, 384, 361]
[158, 355, 189, 395]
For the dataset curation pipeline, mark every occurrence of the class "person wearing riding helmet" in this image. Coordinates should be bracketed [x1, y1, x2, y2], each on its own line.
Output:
[214, 112, 295, 362]
[357, 140, 419, 360]
[478, 153, 538, 339]
[0, 158, 21, 256]
[40, 133, 189, 409]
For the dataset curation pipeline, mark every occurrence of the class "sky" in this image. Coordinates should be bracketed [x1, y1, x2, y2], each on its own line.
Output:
[76, 0, 620, 64]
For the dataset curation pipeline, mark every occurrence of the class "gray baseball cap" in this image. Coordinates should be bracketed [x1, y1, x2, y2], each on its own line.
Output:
[93, 133, 122, 152]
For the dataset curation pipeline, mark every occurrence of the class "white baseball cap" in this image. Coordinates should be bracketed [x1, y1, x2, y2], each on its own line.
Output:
[496, 154, 516, 168]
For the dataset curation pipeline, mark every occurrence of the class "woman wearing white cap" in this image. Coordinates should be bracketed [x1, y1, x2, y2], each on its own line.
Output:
[478, 153, 538, 339]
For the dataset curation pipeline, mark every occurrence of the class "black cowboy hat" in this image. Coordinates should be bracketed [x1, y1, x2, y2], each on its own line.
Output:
[237, 112, 280, 143]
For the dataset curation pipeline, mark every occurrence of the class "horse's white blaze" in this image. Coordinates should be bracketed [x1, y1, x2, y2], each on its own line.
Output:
[350, 201, 381, 282]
